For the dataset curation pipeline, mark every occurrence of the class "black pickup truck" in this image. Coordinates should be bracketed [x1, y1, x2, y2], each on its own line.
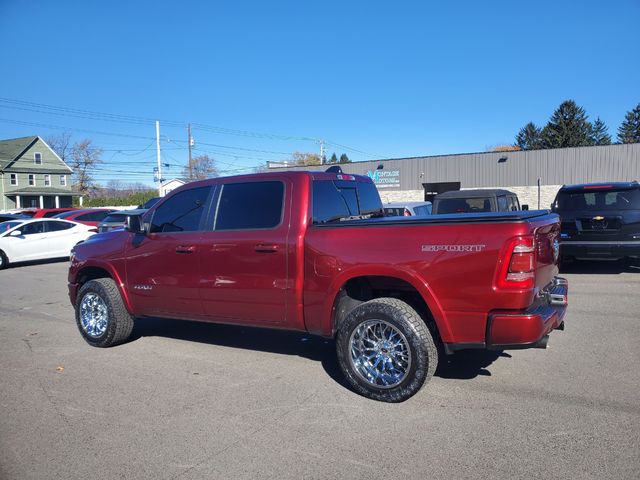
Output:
[552, 182, 640, 263]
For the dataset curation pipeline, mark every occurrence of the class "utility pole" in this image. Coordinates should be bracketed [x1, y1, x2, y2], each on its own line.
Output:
[156, 121, 163, 196]
[187, 123, 193, 181]
[319, 139, 325, 165]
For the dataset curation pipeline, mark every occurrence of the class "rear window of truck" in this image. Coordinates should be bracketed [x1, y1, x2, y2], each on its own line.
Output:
[437, 197, 492, 214]
[555, 189, 640, 211]
[312, 180, 383, 224]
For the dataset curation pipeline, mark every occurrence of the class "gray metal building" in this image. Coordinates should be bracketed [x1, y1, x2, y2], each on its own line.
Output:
[277, 143, 640, 208]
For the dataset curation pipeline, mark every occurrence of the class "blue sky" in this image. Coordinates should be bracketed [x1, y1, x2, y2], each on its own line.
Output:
[1, 0, 638, 185]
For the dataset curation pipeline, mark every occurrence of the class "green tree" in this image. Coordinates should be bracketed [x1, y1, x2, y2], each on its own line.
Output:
[328, 152, 338, 164]
[541, 100, 594, 149]
[617, 103, 640, 144]
[339, 153, 350, 164]
[590, 117, 611, 145]
[515, 122, 543, 150]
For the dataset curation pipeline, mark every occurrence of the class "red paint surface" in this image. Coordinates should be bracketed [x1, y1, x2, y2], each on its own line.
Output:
[69, 172, 566, 348]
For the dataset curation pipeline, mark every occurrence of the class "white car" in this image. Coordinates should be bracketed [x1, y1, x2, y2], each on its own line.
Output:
[0, 219, 96, 269]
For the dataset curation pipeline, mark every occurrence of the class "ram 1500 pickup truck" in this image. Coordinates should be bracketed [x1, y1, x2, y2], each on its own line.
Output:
[69, 169, 568, 402]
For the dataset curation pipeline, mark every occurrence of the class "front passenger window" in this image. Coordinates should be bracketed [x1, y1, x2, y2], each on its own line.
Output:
[149, 187, 211, 233]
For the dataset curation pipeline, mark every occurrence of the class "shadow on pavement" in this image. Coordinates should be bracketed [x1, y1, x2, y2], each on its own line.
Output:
[560, 259, 639, 275]
[132, 317, 509, 390]
[3, 257, 69, 269]
[435, 350, 511, 379]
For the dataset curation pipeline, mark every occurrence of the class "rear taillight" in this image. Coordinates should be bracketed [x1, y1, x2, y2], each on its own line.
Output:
[496, 236, 536, 289]
[404, 208, 412, 216]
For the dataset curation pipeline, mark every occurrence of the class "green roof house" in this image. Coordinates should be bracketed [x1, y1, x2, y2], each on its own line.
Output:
[0, 136, 75, 211]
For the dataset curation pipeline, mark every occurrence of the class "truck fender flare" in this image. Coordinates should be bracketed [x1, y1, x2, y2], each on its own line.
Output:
[75, 261, 135, 315]
[325, 266, 452, 340]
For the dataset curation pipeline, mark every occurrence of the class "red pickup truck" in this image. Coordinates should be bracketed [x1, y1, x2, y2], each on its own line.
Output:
[68, 169, 568, 402]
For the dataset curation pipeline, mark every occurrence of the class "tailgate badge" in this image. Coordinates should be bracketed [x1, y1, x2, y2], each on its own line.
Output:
[592, 216, 604, 221]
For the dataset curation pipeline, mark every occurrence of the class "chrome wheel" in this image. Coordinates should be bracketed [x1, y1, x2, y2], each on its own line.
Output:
[349, 319, 412, 389]
[80, 293, 109, 338]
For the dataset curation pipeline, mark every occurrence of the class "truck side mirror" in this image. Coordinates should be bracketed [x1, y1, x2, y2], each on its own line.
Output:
[125, 215, 145, 235]
[521, 204, 529, 211]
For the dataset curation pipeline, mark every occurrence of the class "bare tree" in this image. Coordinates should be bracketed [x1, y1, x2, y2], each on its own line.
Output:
[71, 139, 103, 194]
[45, 132, 73, 163]
[183, 154, 218, 180]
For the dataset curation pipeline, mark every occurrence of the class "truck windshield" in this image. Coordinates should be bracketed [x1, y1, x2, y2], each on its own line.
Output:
[555, 189, 640, 211]
[312, 180, 383, 224]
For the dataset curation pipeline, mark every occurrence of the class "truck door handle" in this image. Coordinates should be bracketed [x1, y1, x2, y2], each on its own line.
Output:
[175, 245, 196, 254]
[254, 244, 279, 253]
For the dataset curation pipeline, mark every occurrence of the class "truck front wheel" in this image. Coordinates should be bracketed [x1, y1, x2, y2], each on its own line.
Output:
[75, 278, 134, 347]
[336, 298, 438, 402]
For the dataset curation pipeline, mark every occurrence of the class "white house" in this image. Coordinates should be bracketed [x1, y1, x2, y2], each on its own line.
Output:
[160, 178, 186, 197]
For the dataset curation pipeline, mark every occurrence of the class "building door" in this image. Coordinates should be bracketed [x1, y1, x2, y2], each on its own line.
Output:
[422, 182, 461, 202]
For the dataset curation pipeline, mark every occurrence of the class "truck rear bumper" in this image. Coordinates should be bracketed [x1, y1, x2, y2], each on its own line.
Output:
[442, 277, 568, 354]
[561, 240, 640, 259]
[486, 277, 568, 350]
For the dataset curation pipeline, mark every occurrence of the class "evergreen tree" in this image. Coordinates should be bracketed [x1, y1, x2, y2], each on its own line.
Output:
[328, 152, 338, 164]
[515, 122, 543, 150]
[541, 100, 594, 148]
[590, 117, 611, 145]
[617, 103, 640, 144]
[339, 153, 350, 164]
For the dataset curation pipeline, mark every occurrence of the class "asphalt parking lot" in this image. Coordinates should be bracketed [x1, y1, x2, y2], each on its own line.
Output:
[1, 260, 639, 479]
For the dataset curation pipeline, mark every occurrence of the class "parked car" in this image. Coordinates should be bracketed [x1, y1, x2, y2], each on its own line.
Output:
[53, 208, 117, 227]
[551, 181, 640, 263]
[432, 189, 526, 214]
[0, 213, 30, 223]
[18, 208, 77, 218]
[384, 201, 432, 217]
[0, 218, 96, 269]
[96, 208, 148, 233]
[69, 169, 567, 402]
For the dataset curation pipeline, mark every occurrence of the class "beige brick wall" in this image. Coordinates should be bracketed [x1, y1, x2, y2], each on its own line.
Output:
[378, 185, 563, 210]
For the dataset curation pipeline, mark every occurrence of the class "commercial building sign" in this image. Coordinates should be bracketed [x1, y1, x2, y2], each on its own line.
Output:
[366, 169, 400, 188]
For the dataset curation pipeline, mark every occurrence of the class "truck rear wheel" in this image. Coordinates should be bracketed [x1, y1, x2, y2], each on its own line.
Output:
[75, 278, 134, 347]
[336, 298, 438, 402]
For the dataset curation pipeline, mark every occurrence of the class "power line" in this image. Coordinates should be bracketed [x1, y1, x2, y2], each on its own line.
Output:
[0, 97, 385, 159]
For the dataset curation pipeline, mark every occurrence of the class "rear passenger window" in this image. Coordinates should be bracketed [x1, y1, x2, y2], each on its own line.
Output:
[149, 187, 211, 233]
[497, 196, 508, 211]
[215, 182, 283, 230]
[47, 221, 74, 232]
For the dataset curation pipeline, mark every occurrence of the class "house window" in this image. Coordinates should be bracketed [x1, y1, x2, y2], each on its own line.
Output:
[34, 152, 42, 165]
[10, 173, 18, 186]
[44, 175, 51, 186]
[60, 175, 67, 186]
[29, 174, 35, 186]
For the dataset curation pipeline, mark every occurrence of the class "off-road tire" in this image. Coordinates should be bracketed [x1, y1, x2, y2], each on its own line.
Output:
[336, 297, 438, 402]
[75, 278, 134, 347]
[0, 250, 8, 270]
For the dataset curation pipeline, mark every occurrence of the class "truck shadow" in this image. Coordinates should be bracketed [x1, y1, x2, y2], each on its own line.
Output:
[132, 318, 508, 388]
